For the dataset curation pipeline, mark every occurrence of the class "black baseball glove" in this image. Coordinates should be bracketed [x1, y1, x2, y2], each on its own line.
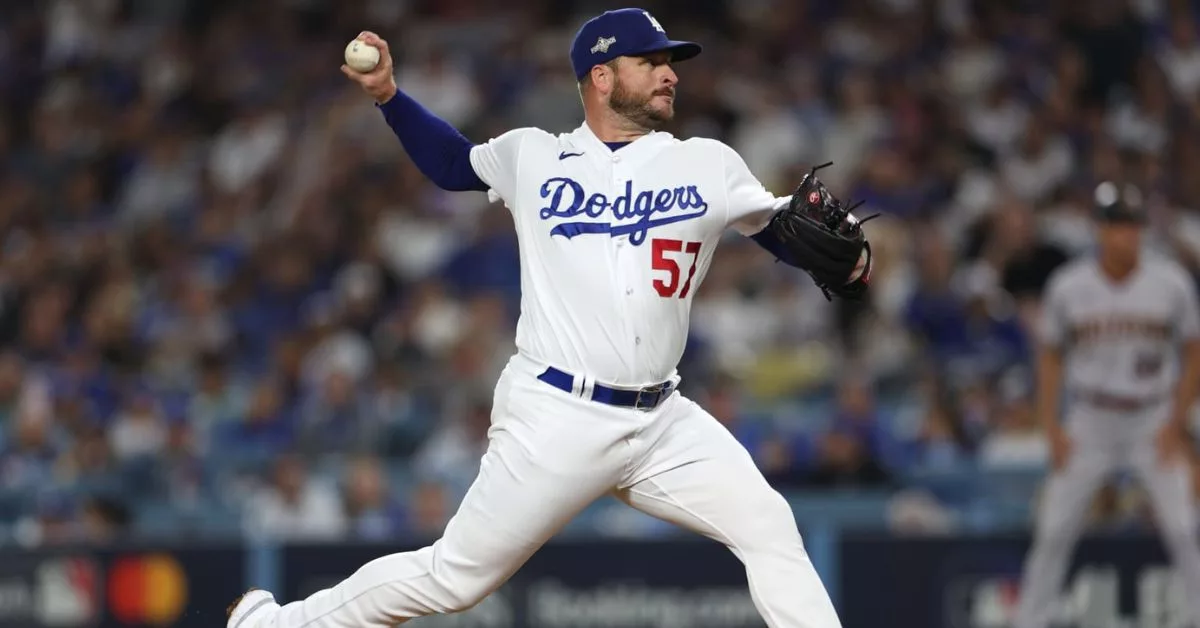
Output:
[763, 162, 877, 301]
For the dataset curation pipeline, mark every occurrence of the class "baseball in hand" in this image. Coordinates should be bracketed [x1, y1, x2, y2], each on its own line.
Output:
[344, 39, 381, 72]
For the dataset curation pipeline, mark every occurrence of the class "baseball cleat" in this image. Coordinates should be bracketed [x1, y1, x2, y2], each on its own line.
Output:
[226, 588, 279, 628]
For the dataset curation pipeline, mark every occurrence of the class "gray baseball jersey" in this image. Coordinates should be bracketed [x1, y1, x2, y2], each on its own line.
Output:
[1039, 255, 1200, 409]
[1015, 255, 1200, 628]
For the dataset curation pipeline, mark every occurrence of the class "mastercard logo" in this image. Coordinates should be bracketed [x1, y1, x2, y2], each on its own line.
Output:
[107, 554, 188, 625]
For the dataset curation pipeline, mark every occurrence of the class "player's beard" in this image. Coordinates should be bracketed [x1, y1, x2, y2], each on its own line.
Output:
[609, 77, 674, 130]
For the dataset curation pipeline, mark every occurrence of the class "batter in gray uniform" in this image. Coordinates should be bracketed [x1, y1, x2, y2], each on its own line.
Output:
[1014, 182, 1200, 628]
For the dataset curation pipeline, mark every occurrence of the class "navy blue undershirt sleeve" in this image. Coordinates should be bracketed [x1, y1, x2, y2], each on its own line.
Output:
[750, 222, 801, 267]
[376, 89, 489, 192]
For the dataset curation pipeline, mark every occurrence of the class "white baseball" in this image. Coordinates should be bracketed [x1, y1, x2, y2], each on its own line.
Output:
[344, 40, 381, 72]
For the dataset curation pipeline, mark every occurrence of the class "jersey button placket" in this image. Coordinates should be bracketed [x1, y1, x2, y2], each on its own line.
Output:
[611, 161, 640, 359]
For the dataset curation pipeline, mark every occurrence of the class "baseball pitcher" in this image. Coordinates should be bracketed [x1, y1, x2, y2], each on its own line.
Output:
[228, 8, 872, 628]
[1013, 182, 1200, 628]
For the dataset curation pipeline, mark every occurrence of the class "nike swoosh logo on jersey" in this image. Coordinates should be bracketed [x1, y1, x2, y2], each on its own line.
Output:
[538, 177, 709, 246]
[558, 151, 585, 160]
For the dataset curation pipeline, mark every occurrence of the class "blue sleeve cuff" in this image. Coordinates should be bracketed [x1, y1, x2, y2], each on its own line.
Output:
[749, 222, 797, 267]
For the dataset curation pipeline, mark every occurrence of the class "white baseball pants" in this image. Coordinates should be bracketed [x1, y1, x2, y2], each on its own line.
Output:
[1014, 404, 1200, 628]
[269, 353, 841, 628]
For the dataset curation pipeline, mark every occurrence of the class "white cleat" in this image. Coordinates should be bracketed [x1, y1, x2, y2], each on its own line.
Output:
[226, 588, 279, 628]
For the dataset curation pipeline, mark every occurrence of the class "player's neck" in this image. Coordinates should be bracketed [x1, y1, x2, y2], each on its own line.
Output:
[584, 115, 650, 143]
[1098, 256, 1138, 283]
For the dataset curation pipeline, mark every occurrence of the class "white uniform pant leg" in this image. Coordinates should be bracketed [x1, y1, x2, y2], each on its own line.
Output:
[613, 394, 842, 628]
[1013, 420, 1115, 628]
[271, 367, 629, 627]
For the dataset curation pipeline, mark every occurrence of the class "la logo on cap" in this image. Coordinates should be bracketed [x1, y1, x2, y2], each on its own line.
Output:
[643, 11, 665, 33]
[591, 36, 616, 54]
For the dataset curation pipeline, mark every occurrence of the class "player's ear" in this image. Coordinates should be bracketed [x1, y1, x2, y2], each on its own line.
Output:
[590, 63, 613, 92]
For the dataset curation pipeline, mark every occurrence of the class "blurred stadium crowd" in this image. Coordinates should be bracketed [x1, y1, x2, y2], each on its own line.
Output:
[3, 0, 1200, 546]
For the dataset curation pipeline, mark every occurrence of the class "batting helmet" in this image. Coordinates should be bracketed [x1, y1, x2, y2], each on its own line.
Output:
[1093, 180, 1147, 225]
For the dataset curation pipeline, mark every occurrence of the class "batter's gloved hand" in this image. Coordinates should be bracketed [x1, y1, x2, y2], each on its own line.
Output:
[763, 162, 878, 301]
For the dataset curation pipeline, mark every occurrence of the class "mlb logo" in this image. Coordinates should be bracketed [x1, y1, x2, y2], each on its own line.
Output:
[963, 576, 1022, 627]
[939, 574, 1024, 628]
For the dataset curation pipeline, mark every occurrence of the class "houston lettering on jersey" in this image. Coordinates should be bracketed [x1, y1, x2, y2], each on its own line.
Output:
[538, 177, 709, 245]
[1067, 316, 1172, 345]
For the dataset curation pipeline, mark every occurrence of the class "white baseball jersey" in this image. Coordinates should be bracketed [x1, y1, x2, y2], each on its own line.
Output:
[1039, 256, 1200, 402]
[468, 123, 789, 387]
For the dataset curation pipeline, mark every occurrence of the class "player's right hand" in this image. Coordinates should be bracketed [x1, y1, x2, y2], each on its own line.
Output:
[1048, 426, 1072, 471]
[341, 31, 398, 105]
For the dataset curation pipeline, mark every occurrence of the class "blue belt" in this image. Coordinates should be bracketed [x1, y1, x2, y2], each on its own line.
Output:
[537, 366, 675, 411]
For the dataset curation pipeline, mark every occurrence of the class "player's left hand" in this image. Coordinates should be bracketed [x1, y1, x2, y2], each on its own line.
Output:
[763, 162, 878, 301]
[1155, 422, 1187, 467]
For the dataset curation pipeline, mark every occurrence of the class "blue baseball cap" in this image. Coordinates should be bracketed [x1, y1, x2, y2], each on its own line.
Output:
[569, 8, 702, 81]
